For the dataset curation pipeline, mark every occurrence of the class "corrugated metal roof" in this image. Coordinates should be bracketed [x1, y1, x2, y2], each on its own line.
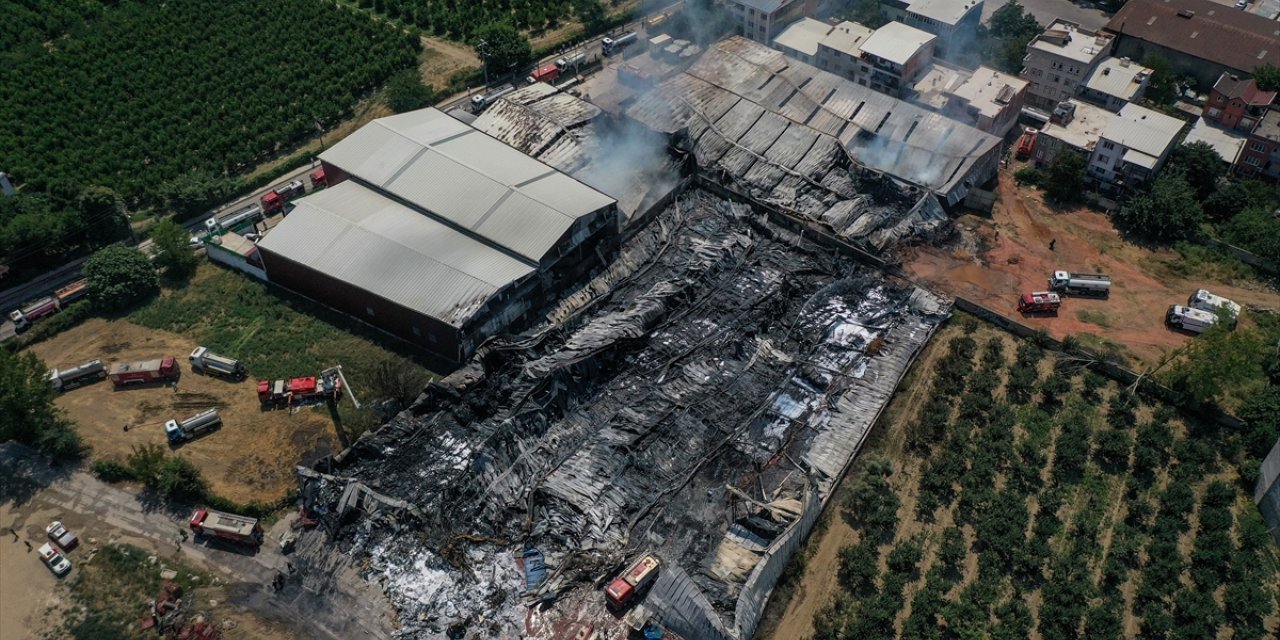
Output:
[772, 18, 834, 57]
[319, 108, 614, 263]
[258, 182, 535, 327]
[1104, 104, 1186, 159]
[630, 38, 997, 198]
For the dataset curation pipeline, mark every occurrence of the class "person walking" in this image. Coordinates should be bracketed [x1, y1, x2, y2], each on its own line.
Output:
[1049, 239, 1056, 251]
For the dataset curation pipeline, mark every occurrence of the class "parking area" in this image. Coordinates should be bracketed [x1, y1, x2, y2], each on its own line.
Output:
[25, 318, 337, 505]
[903, 170, 1280, 367]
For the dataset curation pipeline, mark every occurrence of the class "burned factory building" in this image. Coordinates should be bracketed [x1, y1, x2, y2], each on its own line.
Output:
[257, 108, 618, 364]
[292, 189, 949, 639]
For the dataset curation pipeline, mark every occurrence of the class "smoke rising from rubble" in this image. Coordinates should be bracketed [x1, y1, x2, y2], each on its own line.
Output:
[575, 115, 680, 212]
[852, 126, 947, 190]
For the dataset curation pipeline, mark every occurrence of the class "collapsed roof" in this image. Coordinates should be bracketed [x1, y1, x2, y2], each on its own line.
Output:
[295, 189, 949, 639]
[472, 84, 682, 224]
[625, 37, 1000, 209]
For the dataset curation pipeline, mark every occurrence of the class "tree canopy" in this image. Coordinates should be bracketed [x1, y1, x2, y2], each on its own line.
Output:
[1043, 151, 1087, 204]
[1253, 63, 1280, 92]
[0, 0, 419, 207]
[1111, 172, 1203, 242]
[1167, 142, 1225, 201]
[384, 70, 437, 114]
[0, 349, 83, 459]
[84, 245, 158, 312]
[978, 2, 1043, 72]
[1141, 55, 1179, 105]
[149, 218, 198, 279]
[474, 22, 533, 78]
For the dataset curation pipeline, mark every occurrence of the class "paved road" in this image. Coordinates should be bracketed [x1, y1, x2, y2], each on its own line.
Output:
[983, 0, 1111, 31]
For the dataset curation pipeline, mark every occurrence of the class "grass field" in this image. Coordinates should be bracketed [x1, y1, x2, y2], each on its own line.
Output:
[130, 262, 434, 406]
[763, 318, 1278, 640]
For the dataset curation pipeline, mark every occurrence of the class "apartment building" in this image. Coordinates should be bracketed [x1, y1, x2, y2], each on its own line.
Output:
[722, 0, 815, 43]
[1087, 103, 1186, 195]
[1236, 109, 1280, 184]
[945, 66, 1028, 137]
[882, 0, 983, 57]
[1204, 72, 1277, 132]
[1020, 20, 1114, 112]
[772, 18, 934, 97]
[1078, 57, 1151, 112]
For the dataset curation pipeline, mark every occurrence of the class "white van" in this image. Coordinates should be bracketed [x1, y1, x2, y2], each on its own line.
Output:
[1167, 305, 1218, 335]
[1187, 289, 1241, 327]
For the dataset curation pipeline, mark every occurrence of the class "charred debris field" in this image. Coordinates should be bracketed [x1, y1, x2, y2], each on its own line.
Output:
[291, 189, 949, 639]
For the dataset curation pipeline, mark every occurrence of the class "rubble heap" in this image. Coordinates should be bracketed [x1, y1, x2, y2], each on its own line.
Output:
[297, 189, 948, 639]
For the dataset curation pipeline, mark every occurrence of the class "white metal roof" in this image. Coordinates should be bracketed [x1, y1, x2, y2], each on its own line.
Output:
[258, 181, 535, 327]
[858, 22, 935, 65]
[821, 21, 874, 56]
[1103, 103, 1186, 160]
[319, 108, 615, 264]
[1029, 20, 1113, 65]
[772, 18, 834, 57]
[1083, 57, 1151, 100]
[906, 0, 981, 25]
[1039, 99, 1118, 152]
[1184, 118, 1246, 165]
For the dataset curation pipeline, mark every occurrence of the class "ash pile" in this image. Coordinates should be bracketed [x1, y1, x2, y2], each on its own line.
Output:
[296, 190, 948, 639]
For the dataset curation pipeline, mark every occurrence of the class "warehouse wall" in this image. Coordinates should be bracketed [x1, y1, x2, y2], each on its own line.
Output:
[258, 247, 464, 363]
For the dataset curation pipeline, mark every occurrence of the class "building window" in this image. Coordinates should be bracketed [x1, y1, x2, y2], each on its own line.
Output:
[1251, 141, 1269, 152]
[366, 306, 375, 317]
[1102, 140, 1115, 150]
[1244, 155, 1262, 166]
[1096, 155, 1109, 165]
[1050, 73, 1061, 83]
[1031, 68, 1042, 77]
[1206, 107, 1222, 119]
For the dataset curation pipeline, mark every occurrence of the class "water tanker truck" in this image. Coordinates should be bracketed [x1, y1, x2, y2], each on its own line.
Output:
[189, 508, 262, 547]
[603, 31, 638, 55]
[1048, 270, 1110, 297]
[604, 554, 660, 609]
[471, 84, 515, 112]
[555, 52, 586, 71]
[9, 296, 60, 332]
[205, 202, 264, 234]
[165, 409, 222, 444]
[188, 346, 246, 380]
[48, 359, 107, 392]
[108, 356, 180, 387]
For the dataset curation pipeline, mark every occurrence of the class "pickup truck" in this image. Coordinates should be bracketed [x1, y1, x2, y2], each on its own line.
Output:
[46, 521, 78, 550]
[38, 543, 72, 576]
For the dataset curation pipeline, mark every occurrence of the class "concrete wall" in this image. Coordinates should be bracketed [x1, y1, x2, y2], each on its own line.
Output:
[1256, 437, 1280, 545]
[205, 243, 267, 281]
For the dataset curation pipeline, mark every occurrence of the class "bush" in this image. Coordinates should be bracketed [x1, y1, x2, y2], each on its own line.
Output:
[1013, 167, 1044, 186]
[0, 350, 84, 460]
[90, 460, 136, 482]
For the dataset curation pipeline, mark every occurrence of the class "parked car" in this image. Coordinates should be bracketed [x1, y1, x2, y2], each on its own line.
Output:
[38, 543, 72, 576]
[46, 521, 78, 550]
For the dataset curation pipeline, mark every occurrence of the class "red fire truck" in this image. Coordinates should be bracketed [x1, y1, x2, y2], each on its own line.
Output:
[527, 63, 560, 84]
[189, 508, 262, 547]
[1017, 291, 1062, 314]
[257, 367, 342, 408]
[604, 554, 660, 609]
[107, 357, 180, 387]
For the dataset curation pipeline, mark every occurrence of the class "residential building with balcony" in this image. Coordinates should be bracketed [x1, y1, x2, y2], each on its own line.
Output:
[1236, 108, 1280, 184]
[1020, 20, 1114, 113]
[1079, 57, 1151, 112]
[772, 18, 933, 97]
[722, 0, 815, 44]
[943, 66, 1028, 137]
[1087, 103, 1185, 195]
[1204, 72, 1277, 132]
[882, 0, 983, 57]
[1032, 99, 1118, 167]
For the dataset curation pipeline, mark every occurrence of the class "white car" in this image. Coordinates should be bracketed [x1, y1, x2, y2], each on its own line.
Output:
[38, 543, 72, 576]
[188, 235, 204, 248]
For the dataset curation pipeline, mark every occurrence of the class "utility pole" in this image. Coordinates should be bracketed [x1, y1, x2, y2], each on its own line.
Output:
[478, 39, 490, 87]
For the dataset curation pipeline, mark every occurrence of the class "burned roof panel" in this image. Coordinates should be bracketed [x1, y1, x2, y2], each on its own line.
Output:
[295, 189, 949, 639]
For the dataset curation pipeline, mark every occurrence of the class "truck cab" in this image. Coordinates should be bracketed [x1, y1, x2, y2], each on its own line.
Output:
[1188, 289, 1240, 327]
[605, 554, 660, 609]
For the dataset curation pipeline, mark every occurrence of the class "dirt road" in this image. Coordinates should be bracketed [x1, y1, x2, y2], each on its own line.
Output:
[904, 171, 1280, 366]
[26, 319, 337, 504]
